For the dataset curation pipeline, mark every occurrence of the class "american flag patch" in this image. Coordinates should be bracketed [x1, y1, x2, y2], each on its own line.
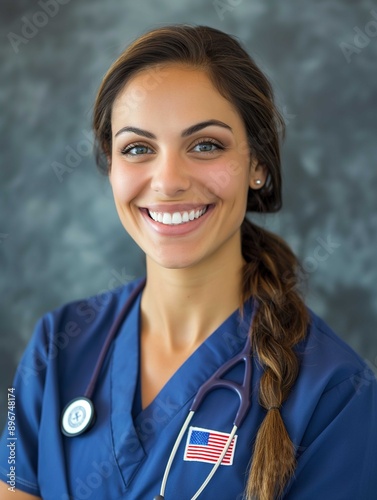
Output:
[183, 426, 237, 465]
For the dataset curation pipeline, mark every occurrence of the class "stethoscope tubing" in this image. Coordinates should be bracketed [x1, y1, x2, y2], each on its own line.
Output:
[193, 425, 238, 499]
[61, 279, 146, 437]
[84, 279, 146, 399]
[60, 277, 256, 498]
[158, 409, 238, 500]
[157, 307, 257, 499]
[159, 411, 195, 496]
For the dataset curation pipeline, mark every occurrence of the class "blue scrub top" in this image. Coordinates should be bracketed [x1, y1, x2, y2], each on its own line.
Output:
[1, 278, 377, 499]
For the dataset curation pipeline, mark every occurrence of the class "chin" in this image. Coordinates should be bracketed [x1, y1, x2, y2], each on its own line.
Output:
[154, 258, 197, 270]
[148, 250, 203, 271]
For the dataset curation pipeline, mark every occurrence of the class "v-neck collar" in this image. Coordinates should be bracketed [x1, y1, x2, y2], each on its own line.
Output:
[110, 284, 253, 487]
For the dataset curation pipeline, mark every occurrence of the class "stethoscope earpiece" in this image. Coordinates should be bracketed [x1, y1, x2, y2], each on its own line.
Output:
[61, 397, 96, 437]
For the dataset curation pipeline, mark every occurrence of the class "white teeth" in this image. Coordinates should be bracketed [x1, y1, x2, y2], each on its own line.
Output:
[162, 213, 172, 224]
[148, 207, 208, 225]
[172, 212, 182, 224]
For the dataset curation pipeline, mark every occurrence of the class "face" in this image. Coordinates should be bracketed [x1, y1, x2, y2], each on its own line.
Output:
[109, 64, 266, 271]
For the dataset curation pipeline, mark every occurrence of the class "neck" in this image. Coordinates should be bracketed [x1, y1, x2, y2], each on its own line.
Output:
[140, 234, 245, 352]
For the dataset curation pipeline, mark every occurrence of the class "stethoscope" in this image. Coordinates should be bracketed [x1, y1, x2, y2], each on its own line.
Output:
[60, 278, 254, 499]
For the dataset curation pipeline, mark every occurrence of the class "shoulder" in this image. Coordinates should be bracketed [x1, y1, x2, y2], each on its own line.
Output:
[42, 277, 144, 329]
[22, 278, 145, 363]
[286, 307, 376, 436]
[283, 308, 377, 450]
[49, 276, 144, 323]
[299, 308, 370, 389]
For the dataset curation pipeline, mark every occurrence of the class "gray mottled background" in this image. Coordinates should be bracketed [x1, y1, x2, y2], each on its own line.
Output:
[1, 0, 376, 429]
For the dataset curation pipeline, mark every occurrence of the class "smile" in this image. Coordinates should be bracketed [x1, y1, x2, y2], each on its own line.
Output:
[147, 206, 208, 225]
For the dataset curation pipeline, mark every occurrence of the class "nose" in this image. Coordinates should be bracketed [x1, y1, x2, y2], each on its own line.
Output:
[150, 151, 191, 197]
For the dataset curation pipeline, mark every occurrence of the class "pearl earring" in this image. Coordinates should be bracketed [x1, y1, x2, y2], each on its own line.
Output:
[255, 179, 262, 185]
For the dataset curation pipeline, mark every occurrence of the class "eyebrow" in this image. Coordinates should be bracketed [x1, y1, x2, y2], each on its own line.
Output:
[114, 119, 233, 139]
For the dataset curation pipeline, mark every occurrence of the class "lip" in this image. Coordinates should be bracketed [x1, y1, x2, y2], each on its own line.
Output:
[139, 204, 214, 236]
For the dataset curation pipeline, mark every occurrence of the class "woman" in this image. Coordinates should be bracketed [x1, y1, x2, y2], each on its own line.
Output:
[1, 24, 376, 500]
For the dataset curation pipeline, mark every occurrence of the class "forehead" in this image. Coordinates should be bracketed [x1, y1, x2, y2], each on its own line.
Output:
[111, 63, 243, 131]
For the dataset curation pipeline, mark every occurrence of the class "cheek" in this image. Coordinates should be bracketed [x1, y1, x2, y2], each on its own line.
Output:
[110, 164, 145, 205]
[201, 159, 249, 201]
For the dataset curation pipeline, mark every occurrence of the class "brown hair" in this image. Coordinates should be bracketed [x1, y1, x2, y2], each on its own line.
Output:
[93, 24, 309, 499]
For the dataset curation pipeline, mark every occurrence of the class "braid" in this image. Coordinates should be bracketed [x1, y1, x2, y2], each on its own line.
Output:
[241, 218, 309, 499]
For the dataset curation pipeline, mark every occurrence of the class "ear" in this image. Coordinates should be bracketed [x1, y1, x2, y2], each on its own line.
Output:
[249, 157, 268, 190]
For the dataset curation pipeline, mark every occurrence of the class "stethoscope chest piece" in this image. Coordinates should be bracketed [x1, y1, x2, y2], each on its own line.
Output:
[61, 397, 96, 437]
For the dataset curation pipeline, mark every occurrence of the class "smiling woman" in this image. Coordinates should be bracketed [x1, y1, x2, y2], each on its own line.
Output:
[0, 24, 376, 500]
[109, 64, 260, 270]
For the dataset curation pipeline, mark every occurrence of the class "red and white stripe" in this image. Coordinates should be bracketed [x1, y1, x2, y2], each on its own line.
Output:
[184, 427, 238, 466]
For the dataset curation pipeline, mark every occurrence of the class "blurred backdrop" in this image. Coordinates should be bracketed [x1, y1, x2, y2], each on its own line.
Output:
[1, 0, 376, 429]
